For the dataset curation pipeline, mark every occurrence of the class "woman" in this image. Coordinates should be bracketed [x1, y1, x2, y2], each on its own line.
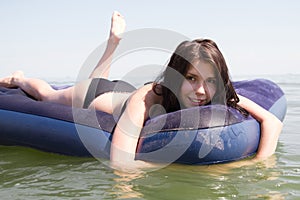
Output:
[0, 11, 282, 170]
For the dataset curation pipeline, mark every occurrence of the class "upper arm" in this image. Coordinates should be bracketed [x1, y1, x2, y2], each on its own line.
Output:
[124, 84, 161, 122]
[237, 95, 274, 122]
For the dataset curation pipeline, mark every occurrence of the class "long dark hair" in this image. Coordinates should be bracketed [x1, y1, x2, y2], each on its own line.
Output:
[153, 39, 248, 116]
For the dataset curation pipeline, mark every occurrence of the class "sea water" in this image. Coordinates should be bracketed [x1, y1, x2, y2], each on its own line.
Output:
[0, 74, 299, 199]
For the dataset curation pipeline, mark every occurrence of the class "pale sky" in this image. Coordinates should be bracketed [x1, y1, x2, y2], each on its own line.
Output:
[1, 0, 299, 81]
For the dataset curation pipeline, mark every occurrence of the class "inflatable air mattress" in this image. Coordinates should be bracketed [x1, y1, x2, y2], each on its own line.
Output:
[0, 79, 287, 164]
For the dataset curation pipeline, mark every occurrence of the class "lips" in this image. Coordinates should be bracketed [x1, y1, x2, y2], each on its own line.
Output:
[189, 97, 206, 106]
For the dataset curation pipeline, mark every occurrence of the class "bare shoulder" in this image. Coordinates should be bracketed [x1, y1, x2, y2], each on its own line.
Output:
[139, 83, 162, 104]
[128, 83, 162, 107]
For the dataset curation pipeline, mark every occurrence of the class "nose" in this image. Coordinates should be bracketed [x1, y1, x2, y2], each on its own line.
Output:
[194, 82, 206, 95]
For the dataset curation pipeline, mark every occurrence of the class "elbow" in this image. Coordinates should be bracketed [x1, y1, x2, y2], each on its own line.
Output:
[266, 114, 283, 139]
[271, 114, 283, 130]
[261, 111, 283, 126]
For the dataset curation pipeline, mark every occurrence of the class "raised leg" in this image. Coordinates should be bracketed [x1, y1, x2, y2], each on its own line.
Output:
[0, 11, 126, 108]
[72, 11, 127, 108]
[89, 11, 126, 79]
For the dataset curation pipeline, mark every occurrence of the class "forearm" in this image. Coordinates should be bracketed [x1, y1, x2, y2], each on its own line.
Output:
[110, 112, 144, 166]
[111, 122, 162, 172]
[237, 95, 283, 159]
[255, 117, 282, 158]
[110, 108, 160, 171]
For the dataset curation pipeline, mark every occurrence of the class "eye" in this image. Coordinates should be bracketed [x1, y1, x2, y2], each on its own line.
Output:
[206, 78, 216, 85]
[186, 75, 196, 81]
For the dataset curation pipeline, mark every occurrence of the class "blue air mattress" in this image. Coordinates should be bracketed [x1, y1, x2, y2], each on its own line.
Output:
[0, 79, 287, 165]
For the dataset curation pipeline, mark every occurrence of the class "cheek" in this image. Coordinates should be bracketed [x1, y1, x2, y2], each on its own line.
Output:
[180, 81, 188, 91]
[178, 81, 190, 100]
[180, 80, 193, 94]
[178, 83, 185, 100]
[206, 85, 217, 99]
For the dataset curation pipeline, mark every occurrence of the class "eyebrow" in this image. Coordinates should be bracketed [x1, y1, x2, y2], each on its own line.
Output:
[186, 71, 216, 79]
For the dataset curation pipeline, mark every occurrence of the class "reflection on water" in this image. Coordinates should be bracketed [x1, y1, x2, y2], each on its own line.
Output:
[110, 157, 286, 200]
[110, 171, 145, 199]
[0, 74, 300, 199]
[1, 145, 292, 199]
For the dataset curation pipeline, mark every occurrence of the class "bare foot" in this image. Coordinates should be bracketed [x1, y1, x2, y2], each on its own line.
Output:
[109, 11, 126, 43]
[0, 71, 24, 88]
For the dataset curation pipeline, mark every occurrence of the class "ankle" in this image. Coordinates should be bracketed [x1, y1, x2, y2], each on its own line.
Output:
[108, 36, 121, 45]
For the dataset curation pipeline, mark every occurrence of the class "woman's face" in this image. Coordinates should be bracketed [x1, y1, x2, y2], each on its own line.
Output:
[178, 61, 217, 108]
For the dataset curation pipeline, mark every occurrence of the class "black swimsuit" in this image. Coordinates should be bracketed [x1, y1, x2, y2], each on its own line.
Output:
[82, 78, 136, 109]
